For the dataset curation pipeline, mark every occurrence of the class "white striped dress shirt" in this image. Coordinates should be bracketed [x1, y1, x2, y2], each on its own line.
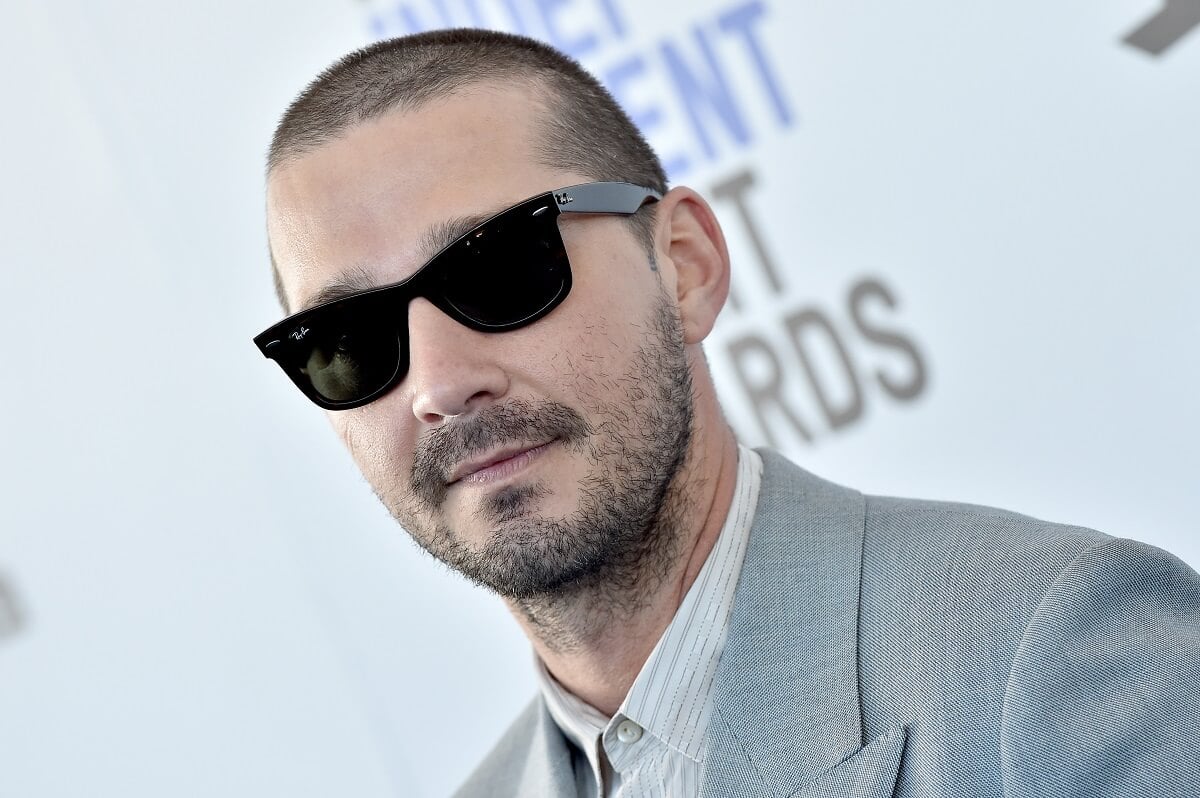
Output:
[535, 446, 763, 797]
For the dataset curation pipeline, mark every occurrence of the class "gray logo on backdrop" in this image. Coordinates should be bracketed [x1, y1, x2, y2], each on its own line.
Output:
[709, 169, 929, 449]
[0, 572, 25, 642]
[1124, 0, 1200, 54]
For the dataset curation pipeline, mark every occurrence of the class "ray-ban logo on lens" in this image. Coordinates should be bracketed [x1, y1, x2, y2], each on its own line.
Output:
[1124, 0, 1200, 54]
[290, 326, 310, 341]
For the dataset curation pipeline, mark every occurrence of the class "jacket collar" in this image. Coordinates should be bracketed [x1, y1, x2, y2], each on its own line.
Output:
[507, 449, 878, 798]
[702, 449, 869, 797]
[520, 700, 579, 796]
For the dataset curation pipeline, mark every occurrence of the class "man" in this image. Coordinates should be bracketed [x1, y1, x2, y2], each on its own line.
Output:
[254, 29, 1200, 798]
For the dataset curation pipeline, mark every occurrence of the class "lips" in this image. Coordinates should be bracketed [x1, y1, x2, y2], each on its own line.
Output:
[446, 440, 555, 485]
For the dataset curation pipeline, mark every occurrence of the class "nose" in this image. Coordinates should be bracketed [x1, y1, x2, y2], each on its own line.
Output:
[405, 297, 510, 424]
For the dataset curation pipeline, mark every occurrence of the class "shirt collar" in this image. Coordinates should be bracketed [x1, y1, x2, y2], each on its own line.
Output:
[536, 445, 764, 766]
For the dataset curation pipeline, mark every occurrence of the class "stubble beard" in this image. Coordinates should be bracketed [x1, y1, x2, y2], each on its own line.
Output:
[382, 293, 696, 645]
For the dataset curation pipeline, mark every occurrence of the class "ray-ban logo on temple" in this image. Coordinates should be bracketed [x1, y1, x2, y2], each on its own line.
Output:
[555, 192, 574, 204]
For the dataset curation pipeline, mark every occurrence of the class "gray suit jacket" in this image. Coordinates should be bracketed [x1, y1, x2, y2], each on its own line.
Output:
[455, 450, 1200, 797]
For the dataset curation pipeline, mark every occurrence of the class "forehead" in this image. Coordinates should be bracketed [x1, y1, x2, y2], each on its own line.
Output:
[266, 83, 582, 309]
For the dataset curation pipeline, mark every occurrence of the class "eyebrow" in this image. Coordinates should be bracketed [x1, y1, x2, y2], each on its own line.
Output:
[416, 211, 498, 262]
[297, 206, 515, 313]
[297, 265, 379, 312]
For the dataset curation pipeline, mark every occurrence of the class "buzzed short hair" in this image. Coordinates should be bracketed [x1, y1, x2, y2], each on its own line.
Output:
[268, 29, 666, 309]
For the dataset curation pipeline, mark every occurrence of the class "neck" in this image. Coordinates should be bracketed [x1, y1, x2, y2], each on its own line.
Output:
[506, 400, 740, 717]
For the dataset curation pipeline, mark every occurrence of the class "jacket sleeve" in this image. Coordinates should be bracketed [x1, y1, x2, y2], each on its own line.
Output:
[1001, 537, 1200, 797]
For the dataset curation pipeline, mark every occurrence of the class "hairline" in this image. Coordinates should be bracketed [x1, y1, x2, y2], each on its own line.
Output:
[269, 75, 546, 174]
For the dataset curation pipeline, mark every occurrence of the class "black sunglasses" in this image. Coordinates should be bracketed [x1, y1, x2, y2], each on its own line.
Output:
[254, 181, 661, 410]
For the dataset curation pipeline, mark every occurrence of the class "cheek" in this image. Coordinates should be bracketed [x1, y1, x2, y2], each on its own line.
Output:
[553, 328, 642, 411]
[329, 409, 412, 486]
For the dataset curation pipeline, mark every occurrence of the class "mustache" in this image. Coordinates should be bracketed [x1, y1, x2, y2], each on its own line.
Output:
[410, 400, 591, 506]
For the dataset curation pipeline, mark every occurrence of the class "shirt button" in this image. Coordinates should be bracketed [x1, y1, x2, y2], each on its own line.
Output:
[616, 719, 643, 744]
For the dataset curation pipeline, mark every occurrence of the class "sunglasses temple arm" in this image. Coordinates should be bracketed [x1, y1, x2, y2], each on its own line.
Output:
[555, 182, 661, 214]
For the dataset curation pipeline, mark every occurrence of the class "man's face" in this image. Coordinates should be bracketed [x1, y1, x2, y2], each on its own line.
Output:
[267, 84, 694, 598]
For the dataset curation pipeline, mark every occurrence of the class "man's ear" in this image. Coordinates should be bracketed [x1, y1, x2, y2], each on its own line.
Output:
[653, 187, 732, 344]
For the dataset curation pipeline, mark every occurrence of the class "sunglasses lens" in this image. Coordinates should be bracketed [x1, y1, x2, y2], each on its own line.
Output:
[437, 207, 569, 327]
[294, 313, 405, 405]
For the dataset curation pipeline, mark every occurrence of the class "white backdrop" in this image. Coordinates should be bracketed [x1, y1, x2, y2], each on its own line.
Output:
[2, 1, 1197, 796]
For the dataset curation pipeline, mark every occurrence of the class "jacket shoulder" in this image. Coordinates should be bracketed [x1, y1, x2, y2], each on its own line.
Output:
[856, 492, 1200, 795]
[1001, 537, 1200, 796]
[862, 493, 1113, 590]
[857, 493, 1115, 680]
[855, 493, 1099, 791]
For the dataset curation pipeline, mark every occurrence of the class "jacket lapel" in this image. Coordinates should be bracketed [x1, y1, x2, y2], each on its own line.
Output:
[790, 725, 907, 798]
[702, 449, 894, 798]
[515, 700, 578, 797]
